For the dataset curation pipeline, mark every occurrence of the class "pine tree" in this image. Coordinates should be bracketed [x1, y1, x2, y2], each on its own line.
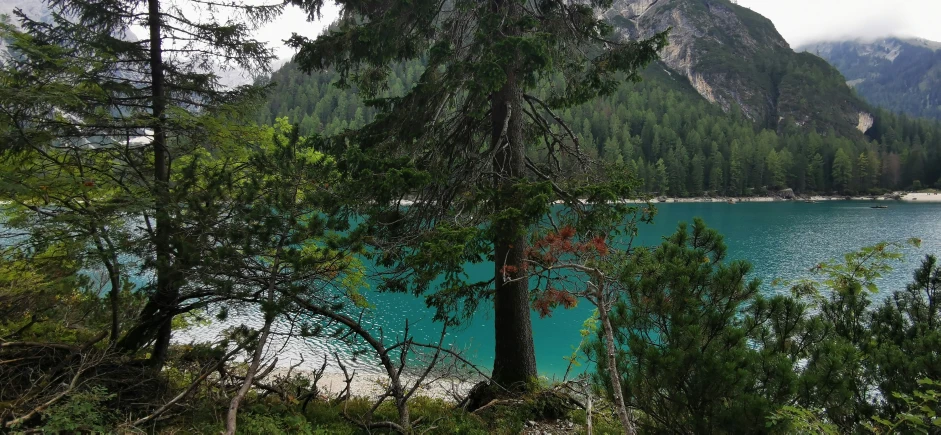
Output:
[766, 149, 788, 189]
[287, 0, 666, 389]
[709, 163, 724, 194]
[689, 152, 705, 196]
[807, 153, 825, 192]
[729, 141, 745, 196]
[603, 219, 795, 433]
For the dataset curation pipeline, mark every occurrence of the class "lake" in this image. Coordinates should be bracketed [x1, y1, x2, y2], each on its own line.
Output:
[360, 201, 941, 377]
[181, 201, 941, 378]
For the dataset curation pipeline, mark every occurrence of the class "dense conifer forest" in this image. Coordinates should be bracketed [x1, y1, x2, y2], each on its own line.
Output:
[260, 61, 941, 196]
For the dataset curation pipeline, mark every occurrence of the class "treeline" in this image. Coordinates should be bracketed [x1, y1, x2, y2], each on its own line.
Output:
[262, 62, 941, 196]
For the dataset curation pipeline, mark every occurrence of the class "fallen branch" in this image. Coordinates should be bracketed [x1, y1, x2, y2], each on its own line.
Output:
[3, 361, 87, 428]
[471, 398, 524, 415]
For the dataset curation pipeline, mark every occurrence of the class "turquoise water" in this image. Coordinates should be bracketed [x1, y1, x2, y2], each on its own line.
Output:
[360, 201, 941, 378]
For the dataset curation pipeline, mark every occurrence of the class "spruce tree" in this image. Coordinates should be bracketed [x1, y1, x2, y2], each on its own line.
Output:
[3, 0, 281, 365]
[287, 0, 665, 388]
[832, 148, 854, 194]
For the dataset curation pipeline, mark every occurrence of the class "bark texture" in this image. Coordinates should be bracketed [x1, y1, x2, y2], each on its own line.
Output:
[490, 48, 537, 389]
[599, 301, 635, 434]
[117, 0, 177, 365]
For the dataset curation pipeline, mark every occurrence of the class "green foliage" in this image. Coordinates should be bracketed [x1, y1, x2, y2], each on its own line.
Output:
[36, 386, 115, 433]
[163, 395, 499, 435]
[263, 58, 941, 196]
[767, 406, 841, 435]
[771, 379, 941, 434]
[238, 406, 316, 435]
[867, 254, 941, 418]
[585, 220, 940, 434]
[0, 242, 139, 344]
[869, 379, 941, 434]
[598, 218, 793, 433]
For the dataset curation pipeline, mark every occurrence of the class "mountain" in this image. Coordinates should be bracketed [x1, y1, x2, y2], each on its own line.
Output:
[260, 0, 941, 195]
[605, 0, 873, 135]
[800, 37, 941, 121]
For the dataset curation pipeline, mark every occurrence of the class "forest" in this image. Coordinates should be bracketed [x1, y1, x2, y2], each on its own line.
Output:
[1, 0, 941, 433]
[261, 61, 941, 196]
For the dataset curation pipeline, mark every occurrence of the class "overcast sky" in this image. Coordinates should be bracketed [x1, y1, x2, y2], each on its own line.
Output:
[254, 0, 941, 62]
[256, 4, 340, 64]
[732, 0, 941, 47]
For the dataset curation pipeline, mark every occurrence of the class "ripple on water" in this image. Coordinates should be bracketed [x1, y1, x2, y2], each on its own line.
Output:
[177, 202, 941, 377]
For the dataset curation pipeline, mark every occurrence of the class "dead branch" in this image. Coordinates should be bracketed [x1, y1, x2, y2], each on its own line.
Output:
[129, 344, 244, 428]
[3, 354, 91, 429]
[471, 398, 524, 414]
[332, 353, 355, 403]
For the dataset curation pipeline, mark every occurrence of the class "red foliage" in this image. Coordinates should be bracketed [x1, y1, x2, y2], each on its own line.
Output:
[533, 288, 579, 318]
[590, 236, 608, 256]
[500, 264, 519, 276]
[528, 226, 611, 264]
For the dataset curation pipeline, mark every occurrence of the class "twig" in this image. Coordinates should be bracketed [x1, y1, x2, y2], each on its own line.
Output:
[3, 359, 88, 428]
[129, 344, 244, 427]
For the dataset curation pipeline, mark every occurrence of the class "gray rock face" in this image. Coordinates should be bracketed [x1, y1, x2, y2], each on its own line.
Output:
[604, 0, 868, 135]
[606, 0, 778, 121]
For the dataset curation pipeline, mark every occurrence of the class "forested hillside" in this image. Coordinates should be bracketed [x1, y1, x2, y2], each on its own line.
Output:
[804, 38, 941, 121]
[260, 61, 941, 196]
[259, 0, 941, 196]
[607, 0, 869, 135]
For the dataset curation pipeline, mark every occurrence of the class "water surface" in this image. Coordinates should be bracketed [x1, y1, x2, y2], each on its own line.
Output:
[182, 201, 941, 377]
[364, 201, 941, 377]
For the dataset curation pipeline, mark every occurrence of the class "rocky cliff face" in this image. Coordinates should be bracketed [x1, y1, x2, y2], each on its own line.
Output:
[801, 37, 941, 121]
[605, 0, 870, 135]
[856, 112, 874, 133]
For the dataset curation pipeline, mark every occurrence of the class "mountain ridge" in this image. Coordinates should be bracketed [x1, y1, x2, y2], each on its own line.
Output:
[800, 36, 941, 121]
[607, 0, 872, 135]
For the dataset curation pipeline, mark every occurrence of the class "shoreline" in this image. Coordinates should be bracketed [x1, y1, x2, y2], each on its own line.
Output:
[269, 368, 478, 402]
[625, 192, 941, 204]
[392, 192, 941, 206]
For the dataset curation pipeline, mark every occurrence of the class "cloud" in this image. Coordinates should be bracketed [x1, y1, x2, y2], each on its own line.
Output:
[257, 3, 341, 63]
[735, 0, 941, 47]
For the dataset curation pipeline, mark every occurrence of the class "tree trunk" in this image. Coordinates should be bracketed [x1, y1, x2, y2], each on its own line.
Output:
[598, 299, 634, 434]
[586, 389, 594, 435]
[225, 314, 273, 435]
[101, 254, 121, 344]
[116, 0, 178, 366]
[148, 0, 175, 368]
[489, 41, 537, 389]
[92, 231, 121, 344]
[226, 241, 285, 435]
